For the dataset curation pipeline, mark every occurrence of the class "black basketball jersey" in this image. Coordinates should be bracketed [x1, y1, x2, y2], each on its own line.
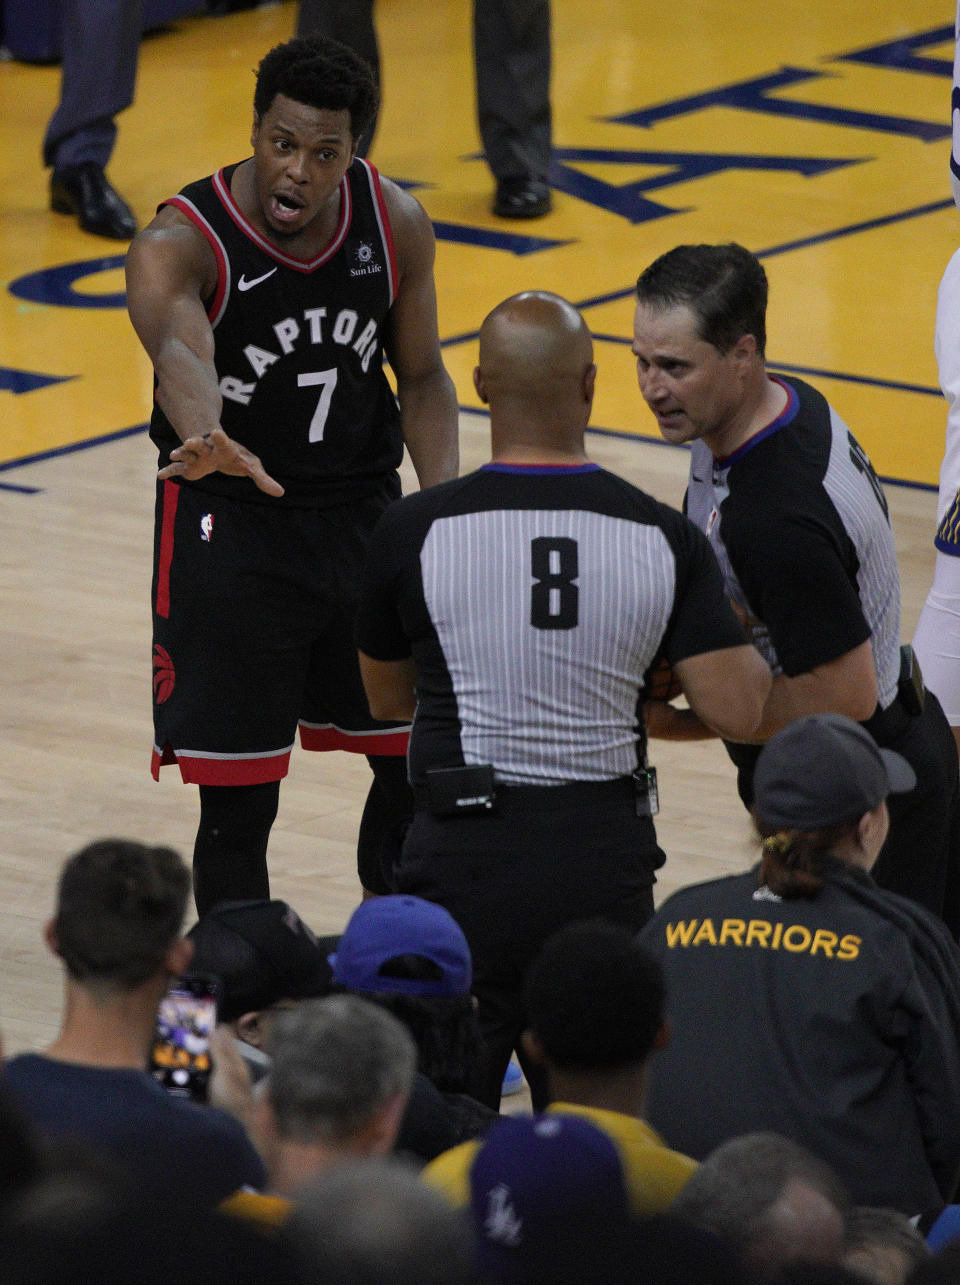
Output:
[357, 463, 746, 787]
[149, 158, 403, 506]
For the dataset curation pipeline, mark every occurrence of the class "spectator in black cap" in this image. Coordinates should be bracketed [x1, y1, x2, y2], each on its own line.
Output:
[191, 895, 496, 1164]
[187, 900, 335, 1082]
[639, 713, 960, 1217]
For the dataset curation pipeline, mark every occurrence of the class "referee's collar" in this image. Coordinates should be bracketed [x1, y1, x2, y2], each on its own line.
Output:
[715, 376, 799, 468]
[480, 462, 601, 475]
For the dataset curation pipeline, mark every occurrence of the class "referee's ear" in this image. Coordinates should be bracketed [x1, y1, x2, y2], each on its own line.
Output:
[473, 365, 489, 404]
[582, 362, 597, 405]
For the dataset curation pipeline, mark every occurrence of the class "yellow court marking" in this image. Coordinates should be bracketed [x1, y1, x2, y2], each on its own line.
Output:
[0, 0, 955, 485]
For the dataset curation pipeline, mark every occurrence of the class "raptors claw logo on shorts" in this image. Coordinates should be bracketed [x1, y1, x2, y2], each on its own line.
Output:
[153, 643, 176, 704]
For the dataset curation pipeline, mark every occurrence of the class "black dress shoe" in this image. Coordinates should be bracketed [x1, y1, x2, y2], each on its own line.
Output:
[493, 176, 553, 220]
[50, 162, 137, 240]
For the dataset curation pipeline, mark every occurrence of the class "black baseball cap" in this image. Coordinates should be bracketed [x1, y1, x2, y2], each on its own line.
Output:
[753, 713, 916, 830]
[187, 899, 333, 1022]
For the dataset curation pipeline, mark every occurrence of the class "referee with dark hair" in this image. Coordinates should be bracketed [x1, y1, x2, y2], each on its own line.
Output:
[356, 291, 771, 1108]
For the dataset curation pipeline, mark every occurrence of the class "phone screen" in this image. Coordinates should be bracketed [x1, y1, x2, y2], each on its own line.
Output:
[150, 974, 220, 1102]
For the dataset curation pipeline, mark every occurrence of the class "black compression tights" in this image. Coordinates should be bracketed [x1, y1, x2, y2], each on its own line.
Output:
[193, 781, 280, 916]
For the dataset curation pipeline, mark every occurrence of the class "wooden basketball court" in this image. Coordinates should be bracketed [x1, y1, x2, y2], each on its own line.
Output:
[0, 0, 954, 1054]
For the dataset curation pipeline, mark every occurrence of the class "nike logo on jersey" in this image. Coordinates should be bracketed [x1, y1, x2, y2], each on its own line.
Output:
[237, 268, 278, 292]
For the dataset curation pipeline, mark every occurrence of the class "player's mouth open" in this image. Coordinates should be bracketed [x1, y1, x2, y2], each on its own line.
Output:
[271, 192, 305, 222]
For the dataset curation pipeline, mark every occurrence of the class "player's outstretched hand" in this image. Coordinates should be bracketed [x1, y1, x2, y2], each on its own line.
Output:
[158, 427, 285, 497]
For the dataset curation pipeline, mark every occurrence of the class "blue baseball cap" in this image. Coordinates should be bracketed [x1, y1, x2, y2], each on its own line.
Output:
[329, 895, 472, 998]
[467, 1114, 630, 1280]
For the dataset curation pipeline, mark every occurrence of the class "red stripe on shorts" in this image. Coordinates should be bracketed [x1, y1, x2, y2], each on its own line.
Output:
[153, 746, 293, 785]
[155, 480, 180, 619]
[300, 725, 410, 755]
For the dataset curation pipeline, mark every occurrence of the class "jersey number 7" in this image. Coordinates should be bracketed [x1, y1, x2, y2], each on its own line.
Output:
[299, 368, 339, 442]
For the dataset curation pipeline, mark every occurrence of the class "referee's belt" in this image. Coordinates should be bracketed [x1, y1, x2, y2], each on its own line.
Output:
[412, 770, 640, 817]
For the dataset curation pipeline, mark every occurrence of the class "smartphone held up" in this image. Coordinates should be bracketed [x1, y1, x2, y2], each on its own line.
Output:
[150, 972, 221, 1102]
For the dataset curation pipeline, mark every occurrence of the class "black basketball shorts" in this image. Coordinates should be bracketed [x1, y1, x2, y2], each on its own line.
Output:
[150, 479, 409, 785]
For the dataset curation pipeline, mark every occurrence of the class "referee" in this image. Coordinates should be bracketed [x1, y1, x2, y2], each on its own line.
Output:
[633, 241, 960, 934]
[356, 291, 771, 1107]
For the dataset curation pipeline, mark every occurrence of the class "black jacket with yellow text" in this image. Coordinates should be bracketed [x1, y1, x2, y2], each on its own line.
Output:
[639, 860, 960, 1215]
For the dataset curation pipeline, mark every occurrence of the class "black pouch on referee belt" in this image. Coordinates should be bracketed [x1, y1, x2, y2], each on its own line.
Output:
[424, 765, 497, 817]
[898, 643, 925, 716]
[633, 766, 660, 818]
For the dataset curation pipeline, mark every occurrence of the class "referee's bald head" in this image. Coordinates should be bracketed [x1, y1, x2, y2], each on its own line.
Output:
[474, 291, 595, 413]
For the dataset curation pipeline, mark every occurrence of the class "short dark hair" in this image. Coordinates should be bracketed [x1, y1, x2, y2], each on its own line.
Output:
[348, 990, 486, 1097]
[635, 242, 768, 357]
[524, 920, 665, 1071]
[253, 35, 379, 144]
[53, 839, 190, 989]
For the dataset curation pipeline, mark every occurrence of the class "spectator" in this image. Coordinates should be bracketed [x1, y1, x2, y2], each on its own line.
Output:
[331, 894, 501, 1159]
[424, 919, 697, 1216]
[189, 895, 496, 1162]
[672, 1132, 849, 1283]
[330, 894, 488, 1101]
[187, 898, 335, 1082]
[2, 839, 265, 1210]
[223, 994, 417, 1226]
[640, 714, 960, 1215]
[283, 1156, 473, 1285]
[842, 1207, 930, 1285]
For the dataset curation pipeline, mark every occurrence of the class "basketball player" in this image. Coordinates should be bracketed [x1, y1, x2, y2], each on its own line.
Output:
[912, 0, 960, 758]
[125, 36, 459, 914]
[633, 241, 960, 933]
[356, 290, 771, 1107]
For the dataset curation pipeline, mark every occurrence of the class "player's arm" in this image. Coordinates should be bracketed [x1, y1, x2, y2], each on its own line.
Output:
[380, 181, 459, 489]
[125, 209, 283, 496]
[358, 653, 417, 721]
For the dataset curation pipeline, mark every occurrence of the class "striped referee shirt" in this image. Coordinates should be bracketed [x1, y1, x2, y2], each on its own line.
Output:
[357, 463, 746, 787]
[685, 375, 900, 710]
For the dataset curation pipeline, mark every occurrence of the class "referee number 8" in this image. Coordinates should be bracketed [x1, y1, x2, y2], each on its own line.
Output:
[530, 536, 579, 630]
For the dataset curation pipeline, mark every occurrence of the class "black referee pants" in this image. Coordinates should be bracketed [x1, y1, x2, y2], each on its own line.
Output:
[396, 777, 665, 1109]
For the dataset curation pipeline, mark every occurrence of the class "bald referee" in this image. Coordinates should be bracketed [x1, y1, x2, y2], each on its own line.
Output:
[356, 291, 770, 1109]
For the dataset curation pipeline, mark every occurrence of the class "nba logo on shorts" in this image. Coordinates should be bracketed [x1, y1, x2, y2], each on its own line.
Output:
[200, 513, 214, 542]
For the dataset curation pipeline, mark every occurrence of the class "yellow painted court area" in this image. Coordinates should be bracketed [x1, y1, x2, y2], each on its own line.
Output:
[0, 0, 956, 485]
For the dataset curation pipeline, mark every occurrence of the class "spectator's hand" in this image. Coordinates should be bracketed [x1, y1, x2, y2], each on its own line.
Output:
[159, 427, 284, 497]
[207, 1025, 255, 1132]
